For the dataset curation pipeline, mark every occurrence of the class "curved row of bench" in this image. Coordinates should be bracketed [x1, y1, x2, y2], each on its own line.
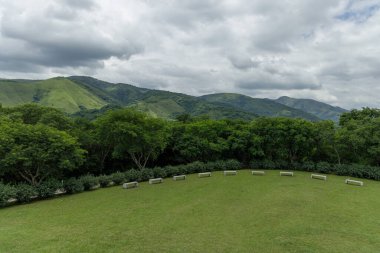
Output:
[122, 170, 364, 189]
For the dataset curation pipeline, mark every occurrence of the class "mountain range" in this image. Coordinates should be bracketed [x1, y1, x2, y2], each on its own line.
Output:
[0, 76, 348, 121]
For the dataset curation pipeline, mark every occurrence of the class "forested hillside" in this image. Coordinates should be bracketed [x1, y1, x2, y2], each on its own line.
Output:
[0, 76, 347, 121]
[276, 96, 348, 121]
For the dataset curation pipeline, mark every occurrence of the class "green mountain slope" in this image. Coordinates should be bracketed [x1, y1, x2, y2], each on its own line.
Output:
[200, 93, 320, 121]
[0, 77, 107, 113]
[1, 76, 343, 121]
[275, 96, 348, 122]
[69, 76, 258, 120]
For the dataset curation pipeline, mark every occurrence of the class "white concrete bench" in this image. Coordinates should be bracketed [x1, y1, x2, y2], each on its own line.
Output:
[173, 175, 186, 181]
[123, 181, 139, 189]
[149, 178, 163, 184]
[311, 174, 327, 181]
[345, 179, 363, 186]
[280, 171, 294, 176]
[224, 170, 237, 176]
[252, 170, 265, 176]
[198, 172, 211, 178]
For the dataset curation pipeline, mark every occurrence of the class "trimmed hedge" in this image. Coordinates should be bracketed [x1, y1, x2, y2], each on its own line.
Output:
[79, 175, 99, 190]
[4, 159, 380, 209]
[37, 179, 62, 198]
[111, 172, 126, 185]
[98, 175, 113, 187]
[249, 160, 380, 181]
[64, 178, 85, 194]
[15, 183, 38, 203]
[0, 182, 16, 207]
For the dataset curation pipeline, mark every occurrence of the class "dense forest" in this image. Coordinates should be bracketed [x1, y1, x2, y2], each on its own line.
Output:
[1, 104, 379, 205]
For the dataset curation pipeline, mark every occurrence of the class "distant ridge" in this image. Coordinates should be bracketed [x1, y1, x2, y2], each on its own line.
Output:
[275, 96, 347, 122]
[0, 76, 347, 121]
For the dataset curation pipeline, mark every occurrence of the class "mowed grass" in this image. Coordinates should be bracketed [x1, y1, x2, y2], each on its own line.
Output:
[1, 170, 380, 253]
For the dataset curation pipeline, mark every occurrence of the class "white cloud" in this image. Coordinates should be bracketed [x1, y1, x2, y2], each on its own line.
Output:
[0, 0, 380, 109]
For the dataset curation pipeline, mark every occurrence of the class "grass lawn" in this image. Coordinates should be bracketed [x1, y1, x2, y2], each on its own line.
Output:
[1, 170, 380, 252]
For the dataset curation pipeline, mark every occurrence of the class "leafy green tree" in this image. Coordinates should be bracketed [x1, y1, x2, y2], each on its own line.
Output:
[170, 120, 230, 162]
[96, 109, 169, 170]
[336, 111, 380, 166]
[0, 122, 85, 186]
[0, 103, 73, 131]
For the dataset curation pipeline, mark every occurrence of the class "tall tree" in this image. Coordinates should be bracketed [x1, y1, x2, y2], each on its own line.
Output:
[0, 122, 85, 185]
[96, 109, 169, 170]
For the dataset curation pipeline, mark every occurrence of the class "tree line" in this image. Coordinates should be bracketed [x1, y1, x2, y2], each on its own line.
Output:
[0, 104, 379, 187]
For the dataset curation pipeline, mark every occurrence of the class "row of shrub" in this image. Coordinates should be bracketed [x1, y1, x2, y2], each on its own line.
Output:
[3, 159, 379, 208]
[0, 159, 242, 207]
[250, 160, 380, 181]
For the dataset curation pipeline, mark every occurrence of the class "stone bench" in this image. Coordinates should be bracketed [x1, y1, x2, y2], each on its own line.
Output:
[123, 181, 139, 189]
[311, 174, 327, 181]
[224, 170, 237, 176]
[173, 175, 186, 181]
[252, 170, 265, 176]
[280, 171, 294, 176]
[149, 178, 163, 184]
[198, 172, 211, 178]
[345, 179, 363, 186]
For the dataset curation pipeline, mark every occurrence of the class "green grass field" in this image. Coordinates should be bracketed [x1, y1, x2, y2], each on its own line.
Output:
[1, 170, 380, 253]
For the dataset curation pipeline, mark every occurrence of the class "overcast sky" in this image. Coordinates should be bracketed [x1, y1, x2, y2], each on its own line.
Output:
[0, 0, 379, 109]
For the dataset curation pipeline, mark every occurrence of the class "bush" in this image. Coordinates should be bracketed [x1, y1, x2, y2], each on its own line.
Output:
[125, 169, 142, 182]
[141, 168, 154, 181]
[111, 172, 126, 185]
[225, 159, 242, 170]
[275, 160, 289, 170]
[37, 179, 62, 198]
[0, 182, 16, 207]
[176, 164, 188, 175]
[98, 175, 113, 187]
[315, 162, 334, 174]
[261, 160, 276, 170]
[164, 165, 180, 177]
[79, 175, 99, 190]
[185, 161, 205, 173]
[249, 160, 262, 170]
[64, 178, 84, 194]
[300, 161, 316, 172]
[152, 167, 167, 178]
[15, 183, 38, 203]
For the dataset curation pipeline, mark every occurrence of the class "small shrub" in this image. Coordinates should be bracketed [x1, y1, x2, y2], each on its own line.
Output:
[141, 168, 154, 181]
[0, 183, 16, 207]
[261, 160, 276, 170]
[37, 179, 62, 198]
[185, 161, 205, 173]
[15, 183, 38, 203]
[335, 164, 352, 176]
[176, 164, 188, 175]
[98, 175, 113, 187]
[275, 160, 289, 170]
[164, 165, 179, 176]
[64, 178, 84, 194]
[225, 159, 242, 170]
[125, 169, 142, 182]
[249, 160, 262, 170]
[111, 172, 126, 185]
[79, 175, 99, 190]
[316, 162, 334, 174]
[301, 161, 316, 172]
[152, 167, 167, 178]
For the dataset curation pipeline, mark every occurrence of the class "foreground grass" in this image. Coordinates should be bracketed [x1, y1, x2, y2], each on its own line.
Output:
[1, 170, 380, 253]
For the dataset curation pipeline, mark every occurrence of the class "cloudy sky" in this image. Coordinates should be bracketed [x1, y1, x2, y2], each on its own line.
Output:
[0, 0, 379, 109]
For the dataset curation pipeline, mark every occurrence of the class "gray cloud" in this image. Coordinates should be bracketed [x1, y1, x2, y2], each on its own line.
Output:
[0, 0, 380, 109]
